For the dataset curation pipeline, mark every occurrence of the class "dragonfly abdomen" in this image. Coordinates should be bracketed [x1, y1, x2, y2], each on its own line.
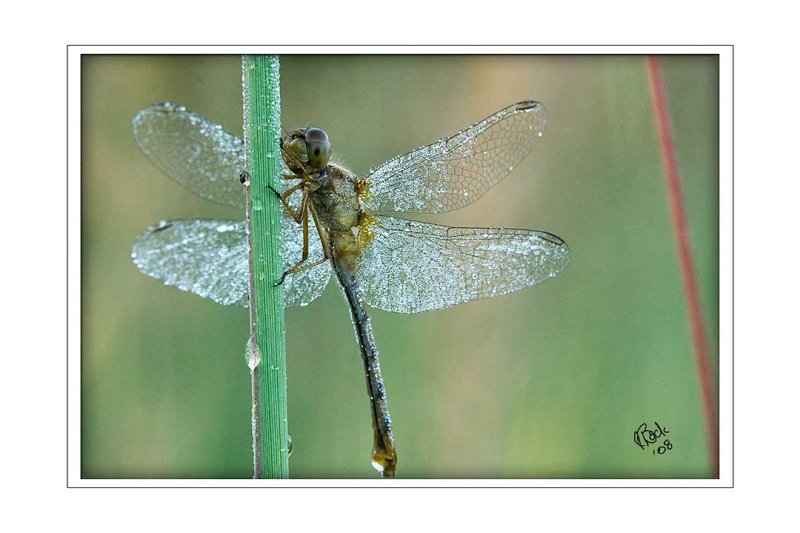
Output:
[331, 247, 397, 478]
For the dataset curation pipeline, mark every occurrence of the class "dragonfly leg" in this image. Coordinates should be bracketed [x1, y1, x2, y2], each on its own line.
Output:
[276, 256, 330, 286]
[269, 183, 305, 223]
[276, 197, 310, 285]
[307, 200, 333, 260]
[274, 193, 334, 286]
[275, 197, 329, 286]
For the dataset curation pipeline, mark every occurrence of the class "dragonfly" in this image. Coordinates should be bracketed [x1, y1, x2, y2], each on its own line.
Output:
[131, 100, 571, 478]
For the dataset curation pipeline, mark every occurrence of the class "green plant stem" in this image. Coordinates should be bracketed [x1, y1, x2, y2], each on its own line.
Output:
[242, 55, 289, 479]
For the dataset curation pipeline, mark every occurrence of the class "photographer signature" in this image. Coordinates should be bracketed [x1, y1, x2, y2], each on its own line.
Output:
[633, 421, 672, 454]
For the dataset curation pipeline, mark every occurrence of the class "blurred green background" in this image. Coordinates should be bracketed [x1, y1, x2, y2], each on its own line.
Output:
[81, 54, 718, 479]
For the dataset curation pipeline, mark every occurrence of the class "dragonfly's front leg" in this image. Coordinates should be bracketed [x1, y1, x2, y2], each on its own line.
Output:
[269, 181, 305, 223]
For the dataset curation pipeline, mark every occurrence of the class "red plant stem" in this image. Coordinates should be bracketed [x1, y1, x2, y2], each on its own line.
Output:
[646, 55, 719, 478]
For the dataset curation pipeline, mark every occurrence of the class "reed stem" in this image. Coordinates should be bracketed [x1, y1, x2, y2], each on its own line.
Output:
[242, 54, 289, 479]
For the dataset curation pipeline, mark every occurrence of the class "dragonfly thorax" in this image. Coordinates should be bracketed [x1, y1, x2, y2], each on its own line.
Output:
[311, 163, 363, 234]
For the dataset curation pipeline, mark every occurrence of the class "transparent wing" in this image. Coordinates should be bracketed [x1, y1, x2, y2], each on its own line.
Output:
[357, 216, 570, 313]
[132, 103, 246, 208]
[131, 218, 331, 308]
[279, 210, 332, 308]
[131, 219, 249, 306]
[364, 101, 548, 214]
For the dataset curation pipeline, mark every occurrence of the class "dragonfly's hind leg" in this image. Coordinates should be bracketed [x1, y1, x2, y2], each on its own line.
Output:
[275, 196, 331, 286]
[275, 256, 330, 287]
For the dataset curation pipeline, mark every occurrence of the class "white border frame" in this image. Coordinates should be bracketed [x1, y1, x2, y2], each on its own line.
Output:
[67, 45, 733, 488]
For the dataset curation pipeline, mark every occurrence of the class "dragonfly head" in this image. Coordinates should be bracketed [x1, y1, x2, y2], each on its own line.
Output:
[281, 127, 331, 176]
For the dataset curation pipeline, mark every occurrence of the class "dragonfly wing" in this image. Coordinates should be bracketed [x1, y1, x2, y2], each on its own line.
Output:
[357, 215, 570, 314]
[364, 101, 548, 214]
[132, 219, 250, 306]
[132, 103, 246, 208]
[131, 217, 331, 308]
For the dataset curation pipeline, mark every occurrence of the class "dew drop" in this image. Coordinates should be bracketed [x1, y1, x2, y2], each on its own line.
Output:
[245, 336, 261, 371]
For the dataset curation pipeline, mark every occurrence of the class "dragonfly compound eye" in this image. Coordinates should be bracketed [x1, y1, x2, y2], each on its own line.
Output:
[305, 127, 331, 171]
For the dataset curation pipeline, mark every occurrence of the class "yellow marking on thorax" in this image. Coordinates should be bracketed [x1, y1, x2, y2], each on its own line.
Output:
[357, 212, 379, 252]
[356, 179, 372, 205]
